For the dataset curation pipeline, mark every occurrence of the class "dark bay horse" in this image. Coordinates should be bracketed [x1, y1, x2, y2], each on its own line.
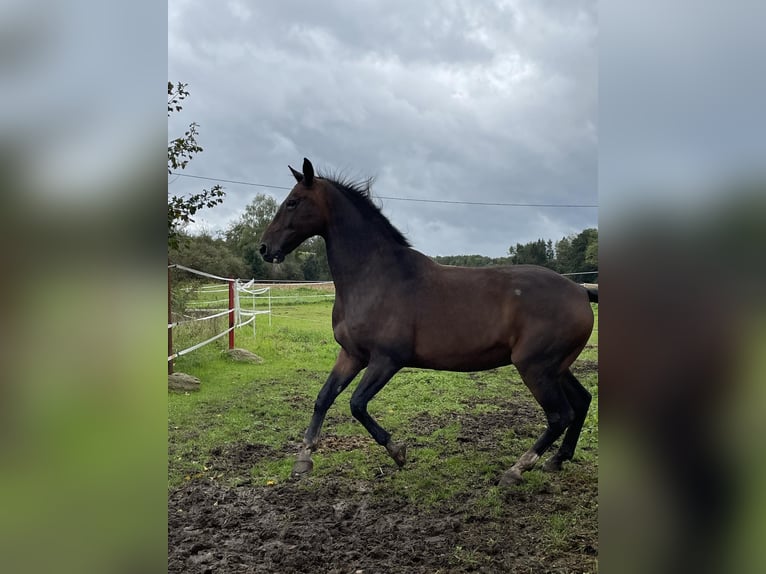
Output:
[260, 158, 597, 486]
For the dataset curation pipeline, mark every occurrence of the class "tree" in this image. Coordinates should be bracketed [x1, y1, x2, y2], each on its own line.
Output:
[501, 228, 598, 278]
[226, 194, 280, 279]
[299, 237, 331, 280]
[585, 240, 598, 268]
[168, 82, 225, 247]
[508, 238, 555, 268]
[554, 228, 598, 277]
[169, 230, 248, 279]
[432, 254, 511, 267]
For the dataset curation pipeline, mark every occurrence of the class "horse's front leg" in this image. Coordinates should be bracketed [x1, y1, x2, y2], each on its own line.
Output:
[292, 349, 365, 476]
[348, 357, 405, 467]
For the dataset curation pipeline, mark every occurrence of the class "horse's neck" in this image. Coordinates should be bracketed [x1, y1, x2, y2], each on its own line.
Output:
[324, 212, 409, 295]
[326, 232, 405, 284]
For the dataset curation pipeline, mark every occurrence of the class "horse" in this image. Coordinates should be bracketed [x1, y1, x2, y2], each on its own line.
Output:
[259, 158, 597, 486]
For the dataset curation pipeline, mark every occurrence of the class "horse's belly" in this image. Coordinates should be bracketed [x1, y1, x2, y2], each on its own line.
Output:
[410, 344, 513, 372]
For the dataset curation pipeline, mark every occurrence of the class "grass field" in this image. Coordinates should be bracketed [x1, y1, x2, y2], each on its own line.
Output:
[168, 292, 598, 572]
[169, 297, 598, 491]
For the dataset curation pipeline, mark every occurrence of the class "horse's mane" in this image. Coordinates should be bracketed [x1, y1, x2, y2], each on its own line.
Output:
[318, 170, 411, 248]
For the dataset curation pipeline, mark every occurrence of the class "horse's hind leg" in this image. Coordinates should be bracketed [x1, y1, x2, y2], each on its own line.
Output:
[348, 358, 405, 467]
[543, 370, 592, 472]
[500, 364, 575, 486]
[292, 349, 365, 476]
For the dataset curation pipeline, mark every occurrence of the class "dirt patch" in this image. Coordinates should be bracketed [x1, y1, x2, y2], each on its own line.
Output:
[205, 442, 293, 481]
[209, 443, 278, 468]
[169, 472, 597, 573]
[170, 402, 597, 573]
[571, 360, 598, 376]
[409, 399, 542, 452]
[315, 434, 371, 453]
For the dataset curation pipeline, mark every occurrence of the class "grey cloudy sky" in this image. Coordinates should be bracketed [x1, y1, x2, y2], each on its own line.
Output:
[168, 0, 597, 258]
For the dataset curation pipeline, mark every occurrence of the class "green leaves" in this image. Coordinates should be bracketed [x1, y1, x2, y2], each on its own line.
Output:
[506, 228, 598, 279]
[168, 81, 225, 246]
[167, 185, 226, 249]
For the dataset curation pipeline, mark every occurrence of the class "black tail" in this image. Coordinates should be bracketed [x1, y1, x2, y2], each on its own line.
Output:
[586, 287, 598, 304]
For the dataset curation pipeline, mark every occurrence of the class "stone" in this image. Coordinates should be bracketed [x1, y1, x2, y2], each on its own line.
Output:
[224, 348, 264, 363]
[168, 372, 201, 392]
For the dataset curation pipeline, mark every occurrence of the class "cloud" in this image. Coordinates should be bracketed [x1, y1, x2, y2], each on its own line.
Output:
[168, 0, 597, 257]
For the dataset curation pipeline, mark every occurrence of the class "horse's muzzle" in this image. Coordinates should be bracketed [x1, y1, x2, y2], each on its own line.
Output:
[259, 243, 284, 263]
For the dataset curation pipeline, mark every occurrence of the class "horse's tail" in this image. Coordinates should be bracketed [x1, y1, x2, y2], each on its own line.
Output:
[582, 283, 598, 304]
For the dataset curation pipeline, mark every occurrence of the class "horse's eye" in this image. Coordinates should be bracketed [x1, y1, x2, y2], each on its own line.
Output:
[286, 199, 299, 210]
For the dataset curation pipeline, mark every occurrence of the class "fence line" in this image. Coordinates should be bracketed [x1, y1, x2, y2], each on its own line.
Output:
[246, 280, 334, 286]
[168, 263, 594, 372]
[168, 322, 236, 361]
[168, 264, 275, 370]
[187, 298, 230, 306]
[168, 307, 233, 329]
[169, 263, 236, 283]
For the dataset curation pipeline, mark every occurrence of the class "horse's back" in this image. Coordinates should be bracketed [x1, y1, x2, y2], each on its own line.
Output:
[409, 261, 592, 371]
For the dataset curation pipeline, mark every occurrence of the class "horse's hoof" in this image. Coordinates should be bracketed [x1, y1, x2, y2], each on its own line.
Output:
[386, 442, 407, 467]
[498, 468, 523, 487]
[542, 457, 563, 473]
[291, 458, 313, 476]
[291, 449, 314, 476]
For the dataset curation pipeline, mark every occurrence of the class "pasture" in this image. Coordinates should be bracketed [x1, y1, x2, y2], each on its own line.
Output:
[168, 285, 598, 573]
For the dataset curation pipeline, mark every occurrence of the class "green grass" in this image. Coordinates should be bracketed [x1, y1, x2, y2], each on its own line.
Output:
[169, 298, 599, 512]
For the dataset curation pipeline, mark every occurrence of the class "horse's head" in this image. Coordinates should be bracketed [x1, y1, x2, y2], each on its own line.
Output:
[259, 158, 328, 263]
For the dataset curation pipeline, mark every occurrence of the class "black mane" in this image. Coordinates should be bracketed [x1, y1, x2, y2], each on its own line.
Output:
[318, 171, 411, 247]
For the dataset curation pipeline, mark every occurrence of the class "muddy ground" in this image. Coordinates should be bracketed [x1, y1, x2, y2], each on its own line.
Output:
[169, 397, 597, 573]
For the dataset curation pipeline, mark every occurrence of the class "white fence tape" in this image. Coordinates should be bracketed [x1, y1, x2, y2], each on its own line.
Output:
[187, 298, 230, 306]
[234, 281, 241, 326]
[168, 308, 233, 329]
[168, 325, 236, 361]
[238, 287, 270, 295]
[169, 265, 278, 361]
[249, 280, 334, 286]
[239, 310, 271, 316]
[170, 263, 235, 283]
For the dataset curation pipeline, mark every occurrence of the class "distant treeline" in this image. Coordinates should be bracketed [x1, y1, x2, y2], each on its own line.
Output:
[169, 194, 597, 283]
[434, 228, 598, 278]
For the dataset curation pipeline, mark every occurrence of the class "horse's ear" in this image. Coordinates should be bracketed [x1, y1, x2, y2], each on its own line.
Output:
[288, 165, 303, 183]
[302, 158, 314, 187]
